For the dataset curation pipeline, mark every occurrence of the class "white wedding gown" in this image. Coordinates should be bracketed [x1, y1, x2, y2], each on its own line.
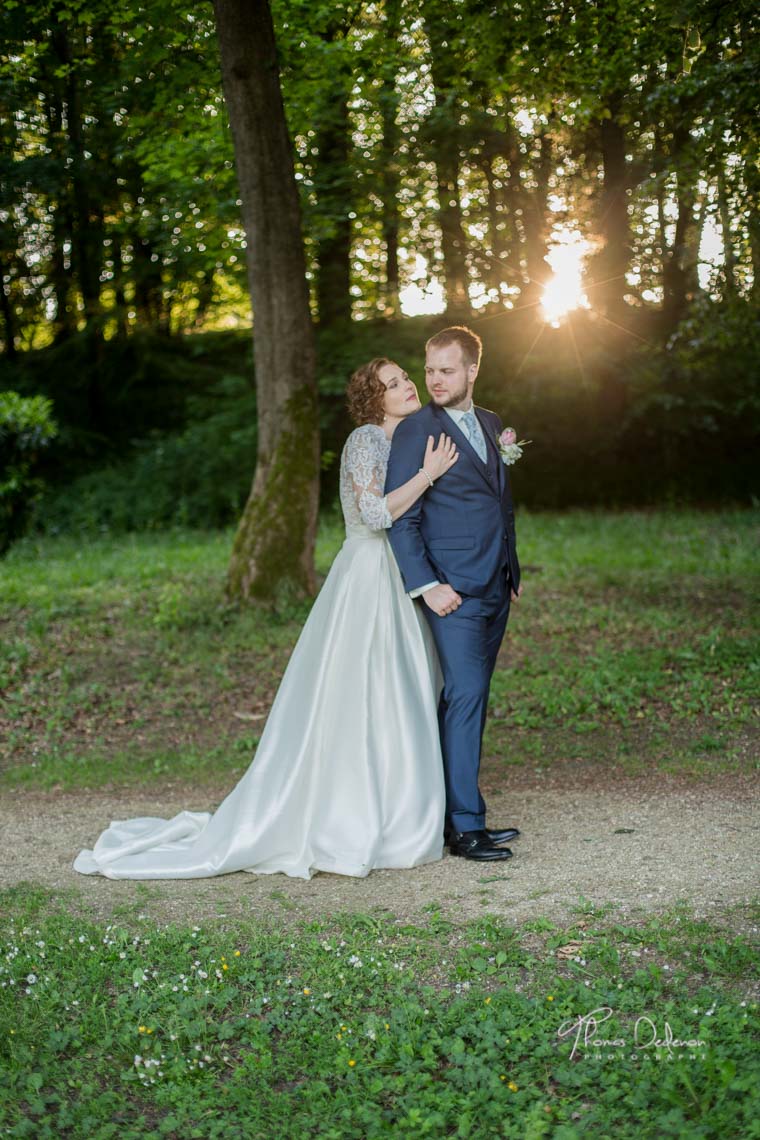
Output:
[74, 424, 445, 880]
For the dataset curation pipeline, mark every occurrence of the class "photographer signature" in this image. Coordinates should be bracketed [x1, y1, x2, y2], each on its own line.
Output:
[557, 1007, 706, 1061]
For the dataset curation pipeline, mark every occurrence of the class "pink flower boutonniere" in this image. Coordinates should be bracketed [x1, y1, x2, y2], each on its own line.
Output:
[496, 427, 531, 465]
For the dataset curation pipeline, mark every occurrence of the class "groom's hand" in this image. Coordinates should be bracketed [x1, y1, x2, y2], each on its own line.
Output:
[511, 583, 523, 602]
[422, 584, 462, 616]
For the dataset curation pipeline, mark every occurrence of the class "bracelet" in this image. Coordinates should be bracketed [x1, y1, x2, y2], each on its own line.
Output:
[419, 468, 434, 488]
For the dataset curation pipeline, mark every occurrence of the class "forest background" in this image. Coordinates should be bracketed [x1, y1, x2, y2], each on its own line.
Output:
[1, 0, 758, 561]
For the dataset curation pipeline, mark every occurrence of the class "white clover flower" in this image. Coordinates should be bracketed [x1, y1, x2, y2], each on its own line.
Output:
[26, 974, 37, 984]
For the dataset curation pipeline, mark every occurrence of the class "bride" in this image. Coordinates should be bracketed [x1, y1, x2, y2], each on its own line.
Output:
[74, 359, 458, 880]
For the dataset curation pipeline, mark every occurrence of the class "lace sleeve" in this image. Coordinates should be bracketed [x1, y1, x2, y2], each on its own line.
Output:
[344, 427, 393, 531]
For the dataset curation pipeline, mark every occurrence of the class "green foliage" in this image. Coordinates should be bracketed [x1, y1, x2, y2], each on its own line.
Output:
[0, 891, 757, 1137]
[37, 373, 257, 533]
[0, 391, 57, 554]
[618, 298, 760, 502]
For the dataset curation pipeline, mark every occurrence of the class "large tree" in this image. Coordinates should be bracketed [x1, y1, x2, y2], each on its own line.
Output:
[213, 0, 319, 600]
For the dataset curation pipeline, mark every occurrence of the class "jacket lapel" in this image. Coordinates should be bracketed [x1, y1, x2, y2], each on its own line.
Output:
[478, 412, 508, 497]
[477, 409, 502, 492]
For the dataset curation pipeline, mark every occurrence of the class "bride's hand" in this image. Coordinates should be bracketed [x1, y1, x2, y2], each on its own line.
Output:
[422, 434, 458, 483]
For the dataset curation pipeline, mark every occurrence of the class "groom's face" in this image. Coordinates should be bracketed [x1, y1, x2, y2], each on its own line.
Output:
[425, 343, 477, 410]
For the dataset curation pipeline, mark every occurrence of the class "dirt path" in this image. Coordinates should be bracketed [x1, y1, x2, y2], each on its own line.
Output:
[2, 768, 758, 930]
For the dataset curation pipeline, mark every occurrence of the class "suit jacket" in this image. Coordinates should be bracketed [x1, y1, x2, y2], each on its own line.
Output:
[385, 401, 520, 597]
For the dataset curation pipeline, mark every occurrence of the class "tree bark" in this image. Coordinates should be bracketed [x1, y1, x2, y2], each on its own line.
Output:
[662, 126, 701, 330]
[520, 125, 553, 310]
[44, 75, 77, 342]
[378, 0, 402, 317]
[716, 164, 737, 296]
[313, 87, 353, 328]
[214, 0, 319, 601]
[0, 257, 17, 361]
[313, 17, 355, 329]
[586, 100, 631, 325]
[424, 2, 470, 319]
[502, 121, 528, 301]
[57, 26, 102, 330]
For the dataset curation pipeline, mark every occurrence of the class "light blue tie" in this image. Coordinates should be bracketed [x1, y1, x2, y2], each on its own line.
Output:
[461, 409, 487, 463]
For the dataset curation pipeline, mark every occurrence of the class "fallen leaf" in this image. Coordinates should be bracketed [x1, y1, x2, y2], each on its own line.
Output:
[556, 941, 586, 959]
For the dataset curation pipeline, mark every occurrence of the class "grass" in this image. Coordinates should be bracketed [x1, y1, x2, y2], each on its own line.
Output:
[1, 884, 758, 1138]
[1, 509, 758, 789]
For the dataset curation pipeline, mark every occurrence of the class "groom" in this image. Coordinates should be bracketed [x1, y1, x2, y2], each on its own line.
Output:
[385, 326, 521, 862]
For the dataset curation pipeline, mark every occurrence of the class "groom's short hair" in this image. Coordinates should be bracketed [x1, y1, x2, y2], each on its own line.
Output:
[426, 326, 482, 370]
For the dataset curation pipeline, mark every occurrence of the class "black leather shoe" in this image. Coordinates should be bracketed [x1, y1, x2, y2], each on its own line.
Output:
[444, 826, 520, 846]
[449, 830, 514, 861]
[487, 827, 521, 845]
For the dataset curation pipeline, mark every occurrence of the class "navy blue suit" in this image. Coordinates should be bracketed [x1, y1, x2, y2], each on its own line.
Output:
[385, 401, 520, 834]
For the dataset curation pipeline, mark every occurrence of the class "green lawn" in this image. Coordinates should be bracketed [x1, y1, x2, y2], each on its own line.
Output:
[1, 885, 757, 1138]
[1, 509, 757, 789]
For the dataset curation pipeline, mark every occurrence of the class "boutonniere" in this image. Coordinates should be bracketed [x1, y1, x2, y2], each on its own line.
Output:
[496, 427, 531, 465]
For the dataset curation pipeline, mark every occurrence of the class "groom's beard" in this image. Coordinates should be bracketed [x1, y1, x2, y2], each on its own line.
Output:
[428, 379, 470, 407]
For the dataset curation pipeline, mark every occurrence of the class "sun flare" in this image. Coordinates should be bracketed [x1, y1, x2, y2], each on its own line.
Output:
[541, 229, 591, 325]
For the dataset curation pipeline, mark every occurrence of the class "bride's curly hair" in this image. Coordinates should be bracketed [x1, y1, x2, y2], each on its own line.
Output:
[346, 357, 392, 426]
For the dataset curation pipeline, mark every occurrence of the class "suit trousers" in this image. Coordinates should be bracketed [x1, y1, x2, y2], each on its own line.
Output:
[421, 570, 511, 834]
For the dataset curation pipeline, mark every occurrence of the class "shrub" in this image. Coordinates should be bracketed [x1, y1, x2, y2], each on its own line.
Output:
[0, 391, 57, 554]
[36, 374, 256, 534]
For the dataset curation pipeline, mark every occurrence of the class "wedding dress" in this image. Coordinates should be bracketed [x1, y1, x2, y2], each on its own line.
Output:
[74, 424, 445, 880]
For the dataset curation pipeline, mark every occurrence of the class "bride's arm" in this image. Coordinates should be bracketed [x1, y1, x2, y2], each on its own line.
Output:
[348, 430, 458, 530]
[385, 434, 457, 520]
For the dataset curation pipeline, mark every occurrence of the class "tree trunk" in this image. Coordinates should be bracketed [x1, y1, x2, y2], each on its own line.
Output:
[502, 121, 528, 301]
[214, 0, 319, 601]
[132, 235, 165, 329]
[435, 149, 470, 318]
[57, 26, 102, 330]
[745, 143, 760, 303]
[111, 233, 129, 337]
[520, 125, 553, 310]
[424, 2, 470, 319]
[378, 0, 402, 317]
[193, 267, 217, 329]
[313, 18, 355, 329]
[313, 88, 353, 328]
[716, 164, 737, 296]
[44, 78, 77, 342]
[0, 258, 17, 360]
[479, 145, 506, 297]
[587, 100, 631, 325]
[662, 127, 701, 329]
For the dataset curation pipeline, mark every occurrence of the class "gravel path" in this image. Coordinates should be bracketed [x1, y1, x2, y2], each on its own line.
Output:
[2, 768, 757, 930]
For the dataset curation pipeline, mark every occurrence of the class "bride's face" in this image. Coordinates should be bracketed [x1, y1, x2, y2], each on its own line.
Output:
[379, 362, 421, 420]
